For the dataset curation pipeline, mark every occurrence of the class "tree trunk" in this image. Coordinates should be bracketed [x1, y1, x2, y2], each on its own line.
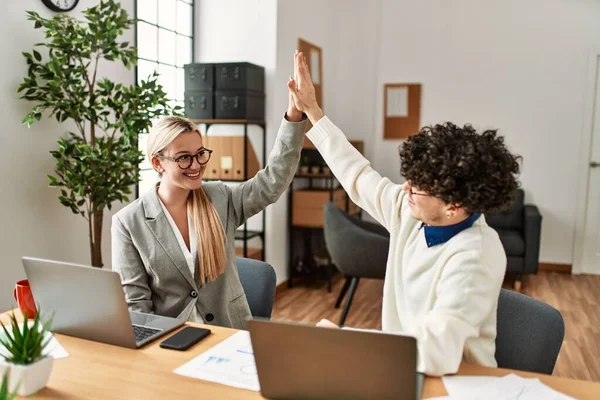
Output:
[90, 209, 104, 267]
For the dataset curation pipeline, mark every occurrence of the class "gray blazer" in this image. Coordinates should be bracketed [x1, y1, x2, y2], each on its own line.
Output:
[111, 116, 306, 329]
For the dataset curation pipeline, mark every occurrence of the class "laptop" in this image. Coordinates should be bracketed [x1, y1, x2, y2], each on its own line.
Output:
[248, 319, 424, 400]
[22, 257, 184, 349]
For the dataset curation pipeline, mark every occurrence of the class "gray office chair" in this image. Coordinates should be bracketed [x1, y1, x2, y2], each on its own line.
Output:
[323, 203, 390, 326]
[236, 257, 276, 319]
[495, 288, 565, 374]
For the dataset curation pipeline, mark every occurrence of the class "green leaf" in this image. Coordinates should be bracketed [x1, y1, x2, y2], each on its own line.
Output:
[0, 321, 18, 354]
[33, 50, 42, 62]
[0, 309, 52, 365]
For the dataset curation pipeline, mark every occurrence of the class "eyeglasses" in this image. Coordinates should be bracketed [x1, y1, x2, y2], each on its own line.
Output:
[159, 148, 213, 169]
[408, 186, 430, 199]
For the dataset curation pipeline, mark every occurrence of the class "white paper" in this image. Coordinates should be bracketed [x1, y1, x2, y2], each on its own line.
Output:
[173, 331, 259, 392]
[220, 155, 233, 169]
[386, 87, 409, 117]
[42, 334, 69, 359]
[310, 48, 320, 85]
[442, 376, 500, 398]
[0, 323, 69, 360]
[442, 374, 574, 400]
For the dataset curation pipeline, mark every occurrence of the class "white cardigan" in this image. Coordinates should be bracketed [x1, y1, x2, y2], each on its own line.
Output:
[307, 116, 506, 376]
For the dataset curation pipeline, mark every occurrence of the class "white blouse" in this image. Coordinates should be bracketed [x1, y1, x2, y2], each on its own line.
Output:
[158, 198, 204, 324]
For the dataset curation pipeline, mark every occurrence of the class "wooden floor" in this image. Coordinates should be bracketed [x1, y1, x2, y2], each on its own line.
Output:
[271, 271, 600, 382]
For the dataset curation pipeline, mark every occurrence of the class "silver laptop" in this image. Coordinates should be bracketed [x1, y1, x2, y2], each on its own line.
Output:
[22, 257, 184, 349]
[248, 319, 423, 400]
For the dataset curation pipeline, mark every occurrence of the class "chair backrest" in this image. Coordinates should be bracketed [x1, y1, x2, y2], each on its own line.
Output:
[495, 289, 565, 374]
[236, 257, 276, 319]
[323, 203, 389, 279]
[485, 189, 525, 231]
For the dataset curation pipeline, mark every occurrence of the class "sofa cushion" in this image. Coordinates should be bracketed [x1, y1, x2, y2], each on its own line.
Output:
[496, 229, 525, 257]
[485, 189, 525, 231]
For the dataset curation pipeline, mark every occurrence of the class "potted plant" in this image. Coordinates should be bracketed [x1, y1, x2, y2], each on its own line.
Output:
[18, 0, 178, 267]
[300, 155, 310, 174]
[0, 312, 53, 397]
[0, 371, 17, 400]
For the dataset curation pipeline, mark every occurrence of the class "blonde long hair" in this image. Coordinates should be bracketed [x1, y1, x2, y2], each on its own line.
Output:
[147, 116, 227, 284]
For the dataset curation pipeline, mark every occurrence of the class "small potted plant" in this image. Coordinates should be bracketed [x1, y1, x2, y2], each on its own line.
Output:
[299, 155, 310, 174]
[0, 371, 18, 400]
[0, 311, 53, 396]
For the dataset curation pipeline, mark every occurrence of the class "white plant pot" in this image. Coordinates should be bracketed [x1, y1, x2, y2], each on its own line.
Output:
[0, 357, 53, 397]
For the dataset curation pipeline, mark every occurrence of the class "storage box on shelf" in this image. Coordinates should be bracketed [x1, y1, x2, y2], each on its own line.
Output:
[214, 90, 265, 120]
[184, 62, 265, 121]
[184, 89, 213, 119]
[293, 188, 350, 228]
[214, 62, 265, 92]
[202, 135, 260, 181]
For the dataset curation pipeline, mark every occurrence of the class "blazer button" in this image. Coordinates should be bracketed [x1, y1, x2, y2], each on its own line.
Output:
[190, 290, 198, 298]
[205, 313, 214, 322]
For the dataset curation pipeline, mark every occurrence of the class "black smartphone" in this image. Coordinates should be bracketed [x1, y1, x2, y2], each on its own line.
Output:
[159, 327, 211, 351]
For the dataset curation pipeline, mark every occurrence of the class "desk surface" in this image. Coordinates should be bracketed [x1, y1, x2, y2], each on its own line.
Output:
[2, 310, 599, 399]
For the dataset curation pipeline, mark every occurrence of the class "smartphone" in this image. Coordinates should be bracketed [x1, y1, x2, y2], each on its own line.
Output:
[159, 327, 211, 351]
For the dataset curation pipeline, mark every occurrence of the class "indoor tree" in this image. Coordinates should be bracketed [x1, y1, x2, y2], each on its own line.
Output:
[18, 0, 178, 267]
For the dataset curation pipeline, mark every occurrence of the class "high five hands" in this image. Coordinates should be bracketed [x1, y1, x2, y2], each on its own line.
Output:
[287, 50, 324, 125]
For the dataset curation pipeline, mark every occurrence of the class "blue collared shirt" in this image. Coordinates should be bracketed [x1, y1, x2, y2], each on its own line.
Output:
[421, 213, 482, 248]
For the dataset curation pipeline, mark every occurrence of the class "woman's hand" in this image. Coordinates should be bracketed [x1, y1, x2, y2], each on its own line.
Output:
[285, 51, 303, 122]
[286, 87, 303, 122]
[288, 51, 324, 125]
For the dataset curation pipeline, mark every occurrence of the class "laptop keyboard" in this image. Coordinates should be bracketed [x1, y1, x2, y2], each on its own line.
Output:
[132, 325, 162, 343]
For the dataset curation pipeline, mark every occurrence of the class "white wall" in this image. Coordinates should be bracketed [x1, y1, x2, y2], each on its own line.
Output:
[275, 0, 380, 147]
[0, 0, 134, 312]
[371, 0, 600, 265]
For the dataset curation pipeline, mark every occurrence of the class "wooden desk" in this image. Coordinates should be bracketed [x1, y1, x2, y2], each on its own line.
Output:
[2, 310, 600, 399]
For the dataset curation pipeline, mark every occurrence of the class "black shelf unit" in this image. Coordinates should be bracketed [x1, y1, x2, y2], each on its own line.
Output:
[287, 171, 358, 293]
[193, 119, 267, 261]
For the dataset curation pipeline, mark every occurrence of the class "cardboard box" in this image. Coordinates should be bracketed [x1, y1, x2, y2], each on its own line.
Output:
[292, 188, 347, 228]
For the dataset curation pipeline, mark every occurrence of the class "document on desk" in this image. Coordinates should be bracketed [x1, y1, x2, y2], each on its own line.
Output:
[173, 331, 259, 391]
[0, 323, 69, 360]
[441, 373, 574, 399]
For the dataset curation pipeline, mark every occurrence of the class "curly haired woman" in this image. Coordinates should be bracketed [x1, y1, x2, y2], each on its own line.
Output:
[288, 51, 521, 376]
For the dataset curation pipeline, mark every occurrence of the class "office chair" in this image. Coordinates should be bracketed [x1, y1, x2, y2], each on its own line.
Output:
[236, 257, 277, 319]
[323, 203, 389, 326]
[485, 189, 542, 290]
[495, 288, 565, 374]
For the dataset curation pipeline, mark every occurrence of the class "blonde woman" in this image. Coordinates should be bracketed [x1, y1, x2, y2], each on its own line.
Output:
[111, 90, 306, 329]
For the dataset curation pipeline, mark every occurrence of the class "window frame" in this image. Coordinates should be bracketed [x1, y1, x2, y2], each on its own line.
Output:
[134, 0, 195, 199]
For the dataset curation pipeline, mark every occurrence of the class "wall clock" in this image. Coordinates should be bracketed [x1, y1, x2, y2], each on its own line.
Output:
[41, 0, 80, 13]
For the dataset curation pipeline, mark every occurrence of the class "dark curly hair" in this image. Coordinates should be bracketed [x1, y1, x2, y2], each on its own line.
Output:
[399, 122, 521, 214]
